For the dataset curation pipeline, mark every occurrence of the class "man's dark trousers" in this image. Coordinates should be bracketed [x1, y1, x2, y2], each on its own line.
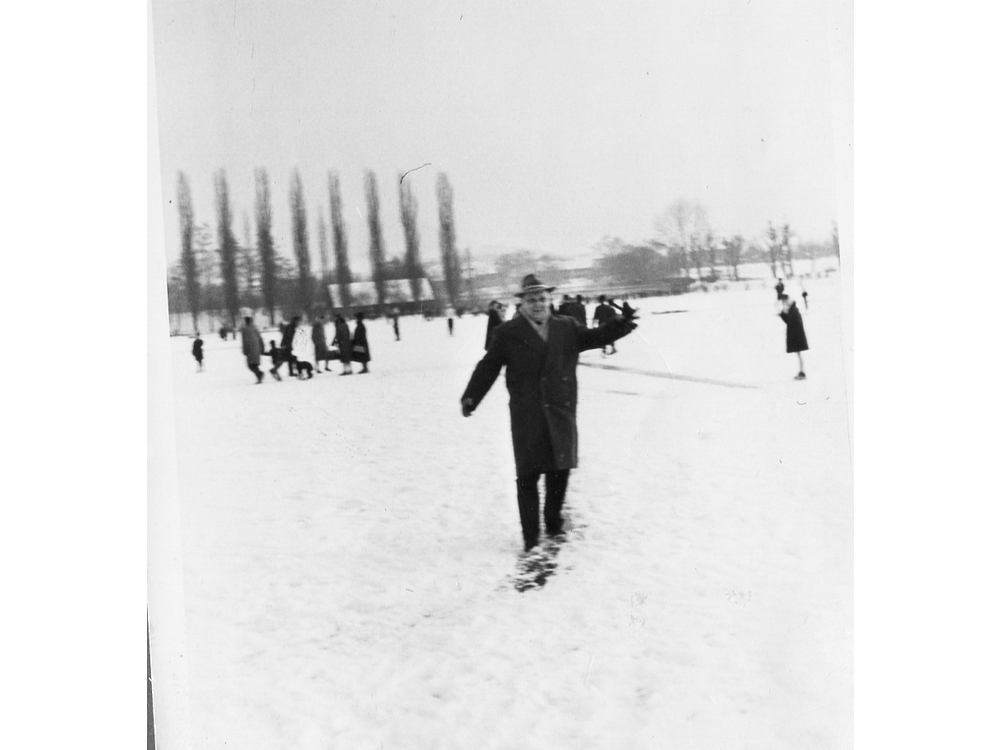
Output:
[516, 470, 570, 550]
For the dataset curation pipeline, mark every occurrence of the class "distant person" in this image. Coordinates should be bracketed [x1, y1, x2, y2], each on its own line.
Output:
[391, 309, 401, 341]
[557, 294, 574, 317]
[801, 289, 809, 309]
[352, 311, 371, 374]
[461, 274, 638, 552]
[280, 316, 300, 378]
[240, 316, 266, 384]
[778, 294, 808, 380]
[485, 300, 504, 350]
[334, 315, 353, 375]
[571, 295, 588, 326]
[265, 340, 283, 381]
[218, 325, 227, 341]
[593, 296, 617, 355]
[775, 278, 785, 300]
[191, 333, 204, 372]
[312, 315, 331, 373]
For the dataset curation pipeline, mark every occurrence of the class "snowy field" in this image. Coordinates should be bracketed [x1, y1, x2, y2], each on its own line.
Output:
[152, 276, 852, 749]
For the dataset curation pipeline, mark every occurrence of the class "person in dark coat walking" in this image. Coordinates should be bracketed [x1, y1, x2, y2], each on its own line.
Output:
[484, 300, 504, 350]
[334, 315, 353, 375]
[461, 274, 637, 552]
[312, 315, 331, 372]
[191, 333, 204, 372]
[352, 311, 370, 374]
[280, 317, 300, 378]
[778, 294, 809, 379]
[775, 278, 785, 300]
[240, 317, 266, 384]
[593, 295, 617, 355]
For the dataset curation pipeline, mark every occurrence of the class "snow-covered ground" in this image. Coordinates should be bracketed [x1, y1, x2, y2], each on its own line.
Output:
[152, 275, 852, 749]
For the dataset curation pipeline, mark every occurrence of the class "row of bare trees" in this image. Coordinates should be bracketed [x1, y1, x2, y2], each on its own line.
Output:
[586, 199, 839, 290]
[168, 168, 465, 330]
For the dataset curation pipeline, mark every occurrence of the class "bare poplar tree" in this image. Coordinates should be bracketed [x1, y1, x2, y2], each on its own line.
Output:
[240, 210, 259, 304]
[328, 172, 352, 308]
[436, 172, 463, 307]
[398, 175, 424, 302]
[780, 223, 793, 277]
[364, 170, 387, 313]
[289, 169, 313, 316]
[255, 168, 278, 325]
[214, 169, 241, 327]
[316, 207, 331, 311]
[177, 172, 201, 328]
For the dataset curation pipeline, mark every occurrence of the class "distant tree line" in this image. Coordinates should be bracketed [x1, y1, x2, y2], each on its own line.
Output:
[167, 167, 467, 331]
[580, 199, 840, 291]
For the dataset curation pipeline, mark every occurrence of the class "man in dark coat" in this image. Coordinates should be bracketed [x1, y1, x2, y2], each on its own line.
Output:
[557, 294, 574, 316]
[280, 317, 300, 378]
[778, 294, 809, 380]
[240, 316, 266, 384]
[461, 274, 637, 551]
[593, 295, 618, 355]
[484, 300, 504, 350]
[352, 311, 371, 374]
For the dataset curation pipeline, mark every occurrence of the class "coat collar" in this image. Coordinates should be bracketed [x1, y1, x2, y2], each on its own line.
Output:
[511, 314, 548, 354]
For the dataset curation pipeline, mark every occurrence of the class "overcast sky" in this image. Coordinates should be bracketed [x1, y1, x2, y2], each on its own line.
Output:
[151, 0, 851, 273]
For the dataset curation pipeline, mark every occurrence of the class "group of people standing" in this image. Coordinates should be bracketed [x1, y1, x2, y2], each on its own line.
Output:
[232, 312, 371, 384]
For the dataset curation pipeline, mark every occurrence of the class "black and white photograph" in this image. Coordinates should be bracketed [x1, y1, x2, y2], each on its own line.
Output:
[147, 1, 854, 747]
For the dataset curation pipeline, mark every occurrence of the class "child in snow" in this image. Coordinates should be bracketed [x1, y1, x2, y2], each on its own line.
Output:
[265, 340, 283, 381]
[192, 333, 204, 372]
[778, 294, 808, 380]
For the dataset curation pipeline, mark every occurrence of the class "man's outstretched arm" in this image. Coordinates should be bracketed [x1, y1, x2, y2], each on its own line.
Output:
[461, 341, 505, 416]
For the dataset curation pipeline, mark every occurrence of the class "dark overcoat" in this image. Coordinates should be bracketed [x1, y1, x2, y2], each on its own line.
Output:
[462, 313, 634, 476]
[334, 320, 352, 363]
[311, 321, 329, 358]
[352, 321, 371, 363]
[779, 302, 809, 353]
[241, 325, 265, 366]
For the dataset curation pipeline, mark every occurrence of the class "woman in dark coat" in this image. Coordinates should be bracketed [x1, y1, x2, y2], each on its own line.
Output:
[461, 274, 637, 551]
[334, 315, 353, 375]
[352, 311, 371, 374]
[778, 294, 809, 379]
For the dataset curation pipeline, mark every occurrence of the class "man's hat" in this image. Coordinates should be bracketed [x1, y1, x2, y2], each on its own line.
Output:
[514, 273, 556, 297]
